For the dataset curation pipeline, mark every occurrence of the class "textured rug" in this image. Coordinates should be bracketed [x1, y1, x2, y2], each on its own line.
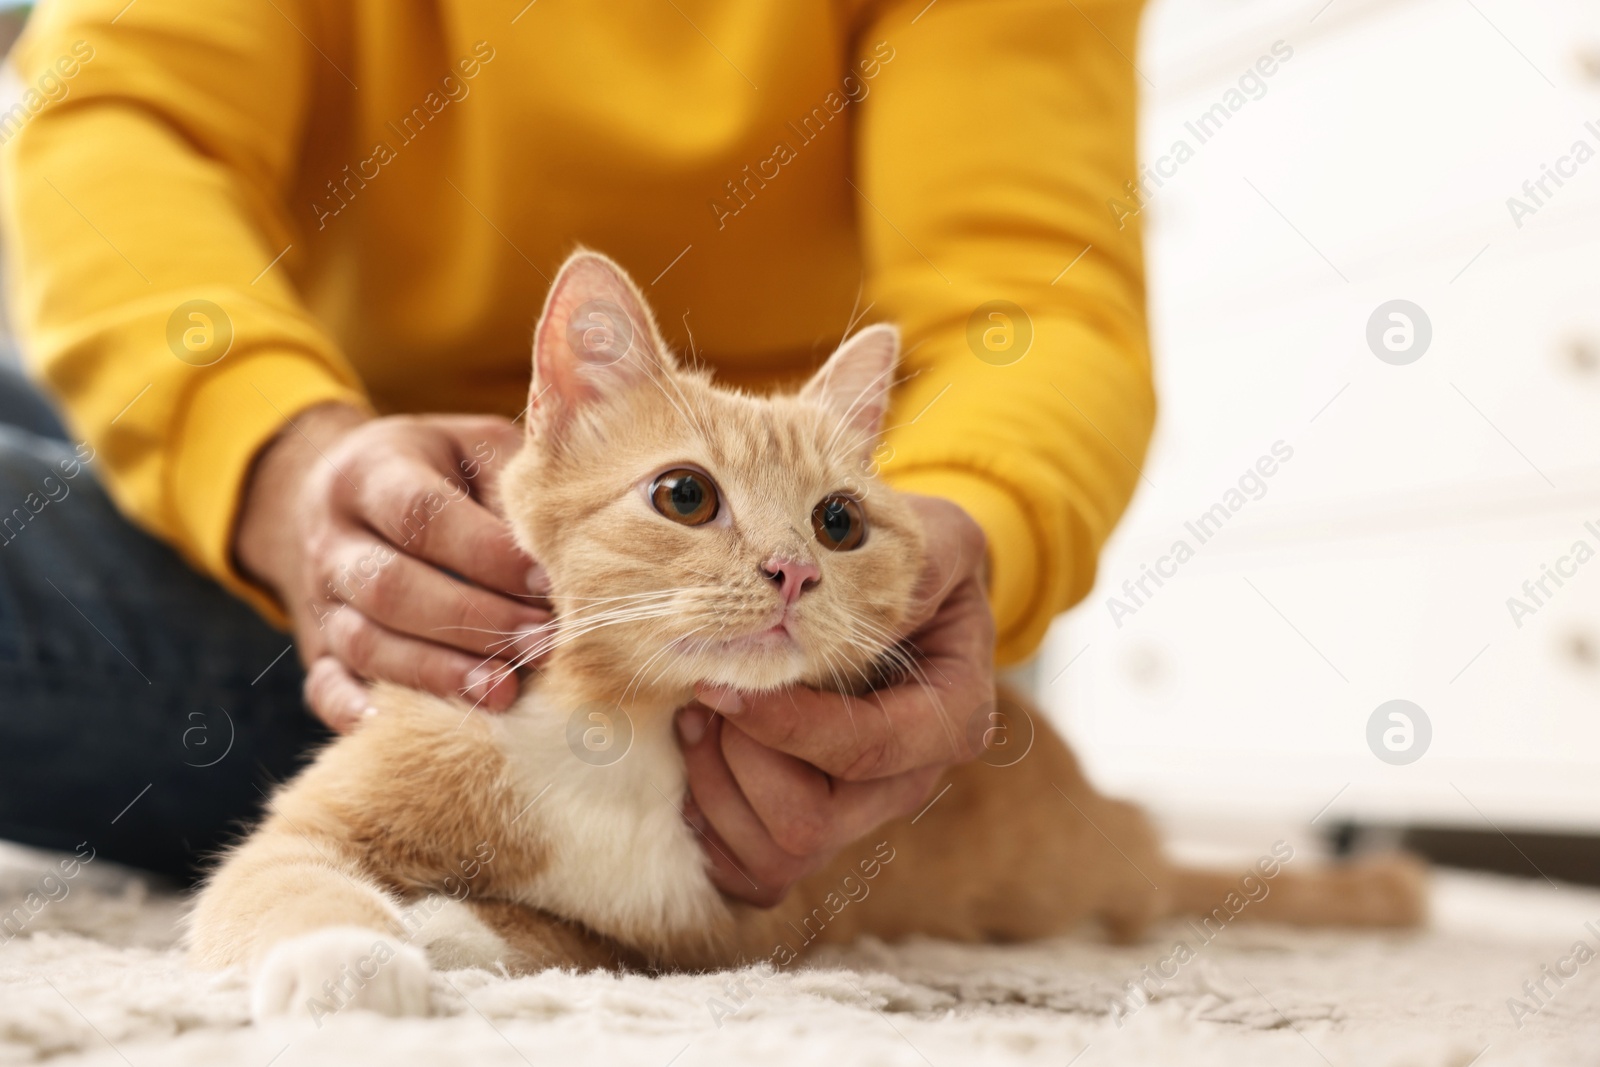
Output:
[0, 840, 1595, 1067]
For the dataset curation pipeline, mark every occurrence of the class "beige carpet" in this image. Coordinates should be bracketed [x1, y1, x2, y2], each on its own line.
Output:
[0, 840, 1595, 1066]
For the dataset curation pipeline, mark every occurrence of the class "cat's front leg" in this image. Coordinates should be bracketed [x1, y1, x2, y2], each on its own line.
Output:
[189, 827, 436, 1022]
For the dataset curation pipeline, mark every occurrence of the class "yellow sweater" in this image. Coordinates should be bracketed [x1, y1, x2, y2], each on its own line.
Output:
[2, 0, 1152, 665]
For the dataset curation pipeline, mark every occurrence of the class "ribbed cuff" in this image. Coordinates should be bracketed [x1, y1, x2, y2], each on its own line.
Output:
[168, 349, 370, 627]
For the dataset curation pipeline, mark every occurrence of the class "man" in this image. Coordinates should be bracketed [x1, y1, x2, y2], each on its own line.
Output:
[0, 0, 1153, 905]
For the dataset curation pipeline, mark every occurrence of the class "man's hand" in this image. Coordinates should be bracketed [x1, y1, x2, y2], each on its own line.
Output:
[676, 494, 996, 906]
[235, 404, 549, 733]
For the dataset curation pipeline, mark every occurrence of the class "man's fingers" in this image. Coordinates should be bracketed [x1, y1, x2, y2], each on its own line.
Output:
[720, 721, 941, 854]
[326, 541, 550, 659]
[677, 700, 951, 908]
[681, 792, 780, 904]
[697, 676, 982, 781]
[716, 720, 834, 855]
[304, 657, 374, 734]
[321, 605, 520, 710]
[677, 708, 812, 905]
[430, 414, 525, 478]
[353, 455, 538, 599]
[426, 414, 527, 520]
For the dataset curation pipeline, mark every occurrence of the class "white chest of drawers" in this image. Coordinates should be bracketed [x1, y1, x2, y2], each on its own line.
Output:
[1036, 0, 1600, 833]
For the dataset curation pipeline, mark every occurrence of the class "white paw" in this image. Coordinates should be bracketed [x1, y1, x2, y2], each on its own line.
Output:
[251, 926, 432, 1023]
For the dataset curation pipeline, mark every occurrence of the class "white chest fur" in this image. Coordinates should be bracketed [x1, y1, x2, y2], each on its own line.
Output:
[493, 687, 731, 954]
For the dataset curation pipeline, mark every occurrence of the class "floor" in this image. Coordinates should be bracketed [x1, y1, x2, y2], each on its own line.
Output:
[0, 840, 1595, 1067]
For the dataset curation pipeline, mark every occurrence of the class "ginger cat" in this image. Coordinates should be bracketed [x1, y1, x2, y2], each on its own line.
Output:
[189, 251, 1426, 1021]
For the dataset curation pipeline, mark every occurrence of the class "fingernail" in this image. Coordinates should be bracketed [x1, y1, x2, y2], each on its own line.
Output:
[489, 673, 520, 710]
[514, 623, 554, 661]
[526, 564, 551, 595]
[695, 685, 744, 715]
[677, 705, 710, 746]
[465, 666, 495, 702]
[682, 795, 709, 834]
[361, 705, 379, 719]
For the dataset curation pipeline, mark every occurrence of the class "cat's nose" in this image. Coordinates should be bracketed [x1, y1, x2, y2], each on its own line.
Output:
[760, 556, 820, 605]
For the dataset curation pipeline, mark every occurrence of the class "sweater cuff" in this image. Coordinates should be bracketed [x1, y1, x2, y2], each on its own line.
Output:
[168, 349, 370, 627]
[882, 468, 1047, 667]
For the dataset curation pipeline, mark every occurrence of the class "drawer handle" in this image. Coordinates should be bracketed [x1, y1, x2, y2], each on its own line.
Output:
[1565, 630, 1597, 668]
[1577, 46, 1600, 83]
[1566, 337, 1598, 374]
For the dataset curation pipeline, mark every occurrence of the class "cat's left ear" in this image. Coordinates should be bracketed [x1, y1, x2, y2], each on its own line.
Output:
[528, 250, 673, 431]
[801, 324, 899, 455]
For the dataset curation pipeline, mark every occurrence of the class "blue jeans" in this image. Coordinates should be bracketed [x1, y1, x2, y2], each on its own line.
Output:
[0, 362, 327, 882]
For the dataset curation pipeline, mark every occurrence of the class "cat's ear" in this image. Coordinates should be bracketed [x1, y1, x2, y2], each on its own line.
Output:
[528, 251, 672, 430]
[801, 324, 899, 454]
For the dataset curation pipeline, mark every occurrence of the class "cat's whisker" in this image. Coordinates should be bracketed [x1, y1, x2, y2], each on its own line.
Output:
[811, 637, 857, 692]
[531, 604, 688, 642]
[680, 309, 701, 367]
[523, 613, 674, 651]
[616, 608, 729, 704]
[539, 609, 682, 646]
[557, 587, 706, 604]
[537, 607, 690, 641]
[858, 629, 937, 702]
[849, 636, 960, 753]
[548, 596, 695, 624]
[554, 598, 691, 622]
[634, 346, 717, 442]
[424, 624, 550, 658]
[479, 605, 696, 685]
[826, 606, 949, 734]
[817, 578, 907, 656]
[813, 646, 861, 737]
[637, 623, 716, 699]
[837, 279, 873, 350]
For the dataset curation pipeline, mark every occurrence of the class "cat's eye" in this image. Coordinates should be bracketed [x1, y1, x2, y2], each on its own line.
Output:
[812, 495, 866, 551]
[650, 469, 719, 526]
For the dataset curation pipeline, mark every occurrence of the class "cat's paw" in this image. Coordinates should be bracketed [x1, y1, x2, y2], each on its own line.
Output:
[251, 926, 432, 1023]
[1347, 852, 1431, 927]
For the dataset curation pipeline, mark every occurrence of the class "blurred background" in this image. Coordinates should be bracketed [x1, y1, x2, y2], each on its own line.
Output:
[1032, 0, 1600, 883]
[0, 0, 1594, 881]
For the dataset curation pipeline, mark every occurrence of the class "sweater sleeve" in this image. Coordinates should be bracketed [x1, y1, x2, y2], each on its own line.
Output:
[857, 0, 1156, 664]
[0, 0, 370, 622]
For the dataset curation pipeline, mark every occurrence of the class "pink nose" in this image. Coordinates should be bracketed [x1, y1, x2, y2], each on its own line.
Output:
[761, 557, 820, 605]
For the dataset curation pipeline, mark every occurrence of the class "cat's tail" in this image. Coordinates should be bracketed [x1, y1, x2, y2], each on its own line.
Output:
[1164, 853, 1429, 929]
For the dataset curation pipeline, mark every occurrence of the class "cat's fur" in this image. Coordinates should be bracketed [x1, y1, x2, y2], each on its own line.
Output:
[189, 251, 1426, 1021]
